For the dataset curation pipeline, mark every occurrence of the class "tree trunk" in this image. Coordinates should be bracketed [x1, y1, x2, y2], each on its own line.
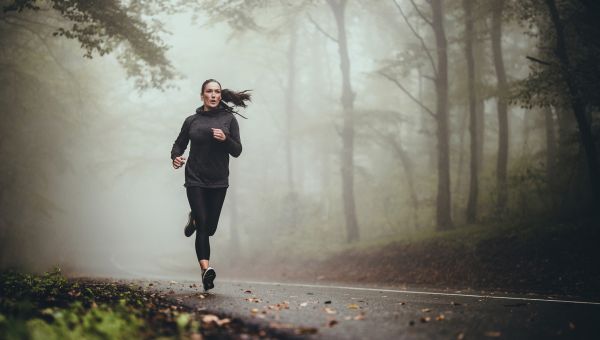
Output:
[285, 19, 297, 194]
[464, 0, 479, 223]
[328, 0, 359, 242]
[284, 18, 299, 229]
[431, 0, 453, 230]
[544, 0, 600, 205]
[453, 106, 469, 221]
[389, 137, 420, 229]
[474, 20, 485, 172]
[544, 107, 557, 192]
[491, 0, 509, 214]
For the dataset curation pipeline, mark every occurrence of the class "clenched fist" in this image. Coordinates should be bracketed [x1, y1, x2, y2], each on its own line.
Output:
[172, 156, 186, 169]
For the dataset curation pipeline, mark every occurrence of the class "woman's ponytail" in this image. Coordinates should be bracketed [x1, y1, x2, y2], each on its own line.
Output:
[221, 89, 252, 108]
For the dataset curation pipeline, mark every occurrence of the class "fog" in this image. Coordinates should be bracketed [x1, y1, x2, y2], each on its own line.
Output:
[0, 1, 559, 281]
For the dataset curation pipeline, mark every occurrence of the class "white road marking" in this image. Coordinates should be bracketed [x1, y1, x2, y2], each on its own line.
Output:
[223, 279, 600, 306]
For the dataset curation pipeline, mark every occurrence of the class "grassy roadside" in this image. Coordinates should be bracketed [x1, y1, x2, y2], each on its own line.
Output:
[309, 217, 600, 298]
[0, 268, 289, 339]
[226, 217, 600, 299]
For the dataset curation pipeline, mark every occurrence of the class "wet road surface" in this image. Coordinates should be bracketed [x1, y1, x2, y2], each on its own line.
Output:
[139, 278, 600, 339]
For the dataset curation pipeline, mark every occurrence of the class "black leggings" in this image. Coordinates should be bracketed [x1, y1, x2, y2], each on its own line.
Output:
[186, 186, 227, 261]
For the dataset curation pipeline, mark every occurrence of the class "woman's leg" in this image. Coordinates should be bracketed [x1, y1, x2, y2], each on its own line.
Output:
[186, 187, 228, 269]
[186, 187, 210, 270]
[205, 187, 227, 237]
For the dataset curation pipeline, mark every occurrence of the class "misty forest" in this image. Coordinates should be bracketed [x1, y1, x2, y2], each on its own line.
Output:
[1, 0, 599, 339]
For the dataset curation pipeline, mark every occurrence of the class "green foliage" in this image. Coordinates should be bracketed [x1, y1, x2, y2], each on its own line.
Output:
[0, 268, 191, 339]
[3, 0, 178, 91]
[511, 0, 600, 112]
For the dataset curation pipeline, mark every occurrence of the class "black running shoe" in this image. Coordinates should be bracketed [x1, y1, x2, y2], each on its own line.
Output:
[184, 212, 196, 237]
[202, 267, 216, 291]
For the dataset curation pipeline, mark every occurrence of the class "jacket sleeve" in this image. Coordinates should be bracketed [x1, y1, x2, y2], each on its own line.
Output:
[224, 116, 242, 157]
[171, 117, 191, 160]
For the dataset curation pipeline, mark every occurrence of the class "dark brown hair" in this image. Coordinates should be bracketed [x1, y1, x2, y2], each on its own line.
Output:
[201, 79, 252, 108]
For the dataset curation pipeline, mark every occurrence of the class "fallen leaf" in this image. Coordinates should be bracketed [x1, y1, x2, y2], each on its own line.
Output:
[451, 301, 462, 306]
[202, 314, 231, 326]
[398, 302, 406, 305]
[68, 290, 81, 297]
[484, 331, 501, 337]
[216, 318, 231, 326]
[344, 316, 352, 320]
[170, 280, 178, 284]
[456, 331, 465, 340]
[300, 302, 308, 307]
[324, 300, 332, 304]
[435, 314, 445, 321]
[421, 308, 431, 313]
[354, 313, 366, 320]
[347, 303, 360, 309]
[250, 308, 260, 314]
[420, 316, 431, 323]
[327, 319, 338, 327]
[324, 307, 336, 314]
[244, 290, 252, 294]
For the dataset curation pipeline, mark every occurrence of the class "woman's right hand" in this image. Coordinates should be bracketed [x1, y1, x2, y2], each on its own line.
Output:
[172, 156, 186, 169]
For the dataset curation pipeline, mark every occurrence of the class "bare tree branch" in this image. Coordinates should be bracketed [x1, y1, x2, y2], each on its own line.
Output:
[421, 74, 436, 82]
[409, 0, 433, 27]
[1, 17, 85, 111]
[306, 13, 338, 43]
[392, 0, 437, 76]
[526, 55, 552, 66]
[378, 70, 437, 119]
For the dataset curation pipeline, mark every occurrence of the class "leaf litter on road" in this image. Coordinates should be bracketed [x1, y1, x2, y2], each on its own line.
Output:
[202, 314, 231, 327]
[324, 307, 337, 314]
[484, 331, 502, 337]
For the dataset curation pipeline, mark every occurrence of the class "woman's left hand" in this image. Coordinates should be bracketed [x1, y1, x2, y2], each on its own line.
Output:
[211, 128, 226, 142]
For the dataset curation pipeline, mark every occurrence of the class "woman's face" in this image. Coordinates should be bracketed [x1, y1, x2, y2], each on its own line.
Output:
[202, 82, 222, 110]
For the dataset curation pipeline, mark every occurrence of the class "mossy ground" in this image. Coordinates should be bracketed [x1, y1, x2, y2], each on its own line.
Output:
[0, 268, 289, 339]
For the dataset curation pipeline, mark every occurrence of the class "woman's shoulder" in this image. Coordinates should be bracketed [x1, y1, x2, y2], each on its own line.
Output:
[183, 112, 200, 123]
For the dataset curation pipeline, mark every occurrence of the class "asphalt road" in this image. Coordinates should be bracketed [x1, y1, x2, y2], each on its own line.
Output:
[140, 278, 600, 339]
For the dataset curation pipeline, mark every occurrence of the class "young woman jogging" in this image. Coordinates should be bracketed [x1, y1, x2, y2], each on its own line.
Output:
[171, 79, 250, 291]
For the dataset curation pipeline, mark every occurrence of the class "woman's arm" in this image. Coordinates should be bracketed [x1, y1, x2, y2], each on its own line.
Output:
[171, 117, 191, 160]
[224, 116, 242, 157]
